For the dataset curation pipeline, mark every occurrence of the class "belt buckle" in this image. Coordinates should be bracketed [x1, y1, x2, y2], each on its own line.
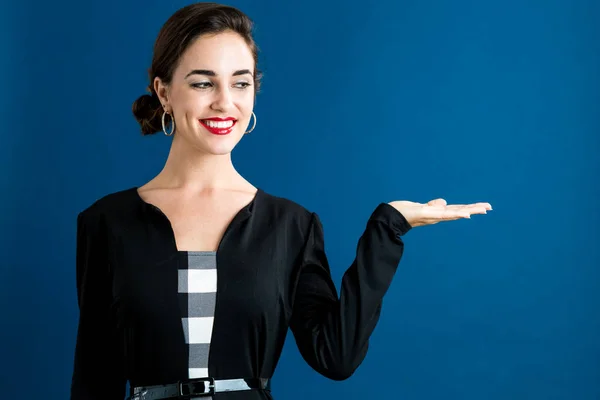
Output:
[178, 377, 215, 398]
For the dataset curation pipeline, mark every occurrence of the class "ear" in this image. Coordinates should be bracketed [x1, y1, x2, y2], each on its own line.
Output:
[153, 76, 170, 111]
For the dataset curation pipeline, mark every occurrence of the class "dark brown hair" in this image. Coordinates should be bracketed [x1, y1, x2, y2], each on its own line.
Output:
[132, 2, 263, 135]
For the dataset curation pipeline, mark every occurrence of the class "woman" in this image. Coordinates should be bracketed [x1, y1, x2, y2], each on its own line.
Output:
[70, 3, 492, 400]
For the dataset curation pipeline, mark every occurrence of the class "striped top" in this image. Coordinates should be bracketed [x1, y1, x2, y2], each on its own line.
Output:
[178, 251, 217, 398]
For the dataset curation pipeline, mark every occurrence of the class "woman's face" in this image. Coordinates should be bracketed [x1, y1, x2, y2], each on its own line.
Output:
[155, 30, 256, 154]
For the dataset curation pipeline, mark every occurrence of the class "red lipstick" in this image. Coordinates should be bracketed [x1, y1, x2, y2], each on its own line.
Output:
[199, 117, 237, 135]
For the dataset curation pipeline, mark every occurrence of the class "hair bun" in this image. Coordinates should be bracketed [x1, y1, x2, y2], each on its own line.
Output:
[132, 93, 162, 135]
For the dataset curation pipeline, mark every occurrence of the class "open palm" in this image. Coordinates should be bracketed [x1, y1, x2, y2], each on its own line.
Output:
[388, 198, 492, 228]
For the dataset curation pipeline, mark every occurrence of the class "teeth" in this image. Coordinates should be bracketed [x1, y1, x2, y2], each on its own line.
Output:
[203, 120, 234, 128]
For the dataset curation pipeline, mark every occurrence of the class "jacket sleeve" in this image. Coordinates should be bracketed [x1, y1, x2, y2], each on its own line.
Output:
[289, 203, 412, 381]
[70, 209, 126, 399]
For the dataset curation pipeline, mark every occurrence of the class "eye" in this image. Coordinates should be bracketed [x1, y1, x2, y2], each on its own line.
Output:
[234, 82, 252, 89]
[191, 82, 212, 89]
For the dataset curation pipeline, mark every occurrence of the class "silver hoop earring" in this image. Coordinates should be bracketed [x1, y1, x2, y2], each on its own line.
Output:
[244, 111, 257, 134]
[162, 110, 175, 136]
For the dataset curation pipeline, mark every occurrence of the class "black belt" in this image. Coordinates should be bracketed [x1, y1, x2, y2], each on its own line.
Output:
[127, 377, 271, 399]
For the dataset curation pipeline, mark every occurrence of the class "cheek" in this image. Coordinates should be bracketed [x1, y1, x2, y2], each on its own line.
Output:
[240, 94, 255, 113]
[177, 101, 205, 123]
[173, 89, 206, 113]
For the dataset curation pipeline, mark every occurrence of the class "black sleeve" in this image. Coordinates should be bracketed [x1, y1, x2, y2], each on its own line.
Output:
[289, 203, 412, 381]
[70, 209, 127, 399]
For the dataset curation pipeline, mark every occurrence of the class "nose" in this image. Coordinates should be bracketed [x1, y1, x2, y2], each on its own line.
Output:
[210, 85, 234, 112]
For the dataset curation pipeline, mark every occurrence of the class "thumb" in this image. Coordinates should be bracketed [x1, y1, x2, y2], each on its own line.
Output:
[427, 198, 447, 206]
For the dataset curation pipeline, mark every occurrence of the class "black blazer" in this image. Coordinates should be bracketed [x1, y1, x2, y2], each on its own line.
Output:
[70, 186, 412, 399]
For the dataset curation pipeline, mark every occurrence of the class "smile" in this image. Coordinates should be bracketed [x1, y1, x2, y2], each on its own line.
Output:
[199, 118, 237, 135]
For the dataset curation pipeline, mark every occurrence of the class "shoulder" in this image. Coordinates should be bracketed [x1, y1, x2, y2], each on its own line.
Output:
[258, 189, 313, 216]
[256, 189, 317, 232]
[77, 186, 139, 222]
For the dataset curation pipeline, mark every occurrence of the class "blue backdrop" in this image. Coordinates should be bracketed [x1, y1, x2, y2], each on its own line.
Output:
[1, 0, 598, 399]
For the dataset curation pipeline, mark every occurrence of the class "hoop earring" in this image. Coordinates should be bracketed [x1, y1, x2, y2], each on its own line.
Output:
[162, 110, 175, 136]
[244, 111, 257, 134]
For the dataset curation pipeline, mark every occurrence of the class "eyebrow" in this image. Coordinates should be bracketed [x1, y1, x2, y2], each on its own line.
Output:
[185, 69, 253, 78]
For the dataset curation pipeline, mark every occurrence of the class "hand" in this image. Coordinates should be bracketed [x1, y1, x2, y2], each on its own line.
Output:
[388, 198, 492, 228]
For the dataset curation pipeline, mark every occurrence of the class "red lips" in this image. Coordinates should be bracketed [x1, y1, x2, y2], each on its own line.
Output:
[199, 117, 237, 135]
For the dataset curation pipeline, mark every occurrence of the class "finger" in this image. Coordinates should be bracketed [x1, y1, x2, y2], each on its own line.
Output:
[445, 202, 492, 210]
[463, 204, 489, 213]
[444, 204, 475, 212]
[447, 204, 489, 212]
[468, 202, 492, 210]
[458, 207, 488, 217]
[436, 207, 471, 220]
[425, 204, 485, 220]
[450, 206, 484, 219]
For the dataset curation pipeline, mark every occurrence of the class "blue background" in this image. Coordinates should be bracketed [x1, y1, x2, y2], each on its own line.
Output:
[1, 0, 599, 399]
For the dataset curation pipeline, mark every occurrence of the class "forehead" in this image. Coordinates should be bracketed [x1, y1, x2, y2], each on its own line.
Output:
[176, 31, 254, 75]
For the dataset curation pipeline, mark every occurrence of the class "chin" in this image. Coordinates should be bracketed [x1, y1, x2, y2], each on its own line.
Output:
[206, 133, 243, 151]
[209, 148, 234, 155]
[204, 141, 238, 155]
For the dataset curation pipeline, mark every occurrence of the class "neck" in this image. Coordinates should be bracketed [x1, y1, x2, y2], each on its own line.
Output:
[154, 133, 245, 192]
